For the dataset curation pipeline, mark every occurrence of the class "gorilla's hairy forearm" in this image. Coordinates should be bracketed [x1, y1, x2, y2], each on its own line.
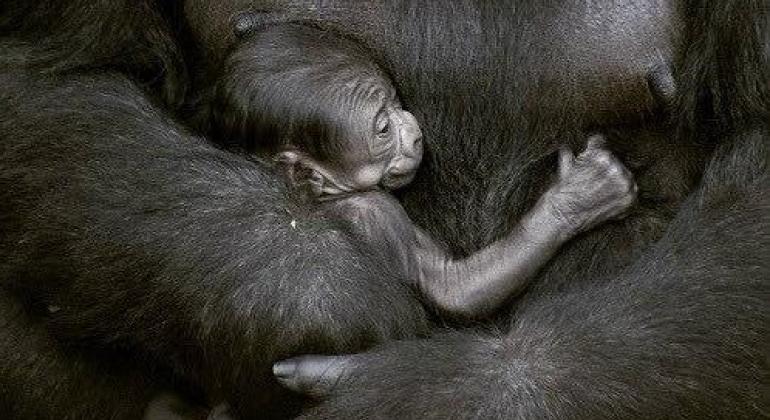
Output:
[277, 130, 770, 420]
[2, 0, 769, 418]
[0, 71, 428, 417]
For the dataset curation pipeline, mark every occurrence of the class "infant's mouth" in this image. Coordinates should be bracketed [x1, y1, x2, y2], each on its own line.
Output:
[381, 170, 416, 190]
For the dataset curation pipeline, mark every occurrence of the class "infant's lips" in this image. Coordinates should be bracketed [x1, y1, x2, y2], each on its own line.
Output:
[381, 170, 417, 190]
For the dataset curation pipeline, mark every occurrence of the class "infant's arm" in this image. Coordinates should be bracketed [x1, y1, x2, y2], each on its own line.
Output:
[416, 135, 637, 318]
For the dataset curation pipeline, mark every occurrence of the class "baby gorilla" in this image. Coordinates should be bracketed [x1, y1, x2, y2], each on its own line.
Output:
[205, 22, 637, 319]
[153, 22, 636, 419]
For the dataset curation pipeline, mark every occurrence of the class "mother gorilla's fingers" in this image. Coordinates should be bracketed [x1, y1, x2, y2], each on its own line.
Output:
[273, 355, 361, 398]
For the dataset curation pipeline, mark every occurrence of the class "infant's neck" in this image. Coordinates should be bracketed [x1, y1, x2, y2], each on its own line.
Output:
[313, 187, 383, 203]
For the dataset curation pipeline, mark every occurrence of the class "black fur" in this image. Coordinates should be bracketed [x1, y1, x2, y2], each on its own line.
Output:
[186, 1, 770, 418]
[0, 288, 159, 420]
[0, 0, 188, 108]
[0, 69, 428, 419]
[204, 23, 394, 163]
[299, 131, 770, 419]
[0, 0, 768, 418]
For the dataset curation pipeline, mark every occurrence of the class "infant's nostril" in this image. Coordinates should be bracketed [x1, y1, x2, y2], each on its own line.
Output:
[404, 135, 423, 159]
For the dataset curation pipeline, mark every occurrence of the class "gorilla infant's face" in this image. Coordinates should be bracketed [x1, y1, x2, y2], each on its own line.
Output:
[331, 83, 424, 192]
[277, 78, 424, 198]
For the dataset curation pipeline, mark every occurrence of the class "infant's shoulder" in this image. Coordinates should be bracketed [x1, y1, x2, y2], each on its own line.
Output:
[318, 190, 416, 251]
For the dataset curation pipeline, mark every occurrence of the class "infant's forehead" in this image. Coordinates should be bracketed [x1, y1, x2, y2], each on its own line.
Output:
[341, 74, 396, 100]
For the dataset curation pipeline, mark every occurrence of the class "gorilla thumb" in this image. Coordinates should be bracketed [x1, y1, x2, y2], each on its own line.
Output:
[273, 355, 358, 398]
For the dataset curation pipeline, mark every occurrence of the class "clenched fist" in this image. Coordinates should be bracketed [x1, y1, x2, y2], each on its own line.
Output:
[544, 135, 637, 235]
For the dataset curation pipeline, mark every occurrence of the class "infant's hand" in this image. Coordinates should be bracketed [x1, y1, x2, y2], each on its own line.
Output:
[544, 135, 637, 234]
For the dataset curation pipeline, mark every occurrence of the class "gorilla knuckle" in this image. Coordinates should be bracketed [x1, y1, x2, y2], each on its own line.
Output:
[592, 151, 614, 166]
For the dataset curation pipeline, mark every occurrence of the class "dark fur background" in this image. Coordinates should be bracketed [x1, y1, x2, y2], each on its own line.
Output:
[0, 1, 768, 419]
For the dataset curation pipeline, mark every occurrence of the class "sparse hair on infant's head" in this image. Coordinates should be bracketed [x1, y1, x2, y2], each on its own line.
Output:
[209, 22, 423, 197]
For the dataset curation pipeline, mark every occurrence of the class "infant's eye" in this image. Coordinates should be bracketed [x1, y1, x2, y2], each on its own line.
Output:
[371, 120, 394, 158]
[375, 113, 390, 136]
[370, 109, 395, 159]
[378, 121, 390, 135]
[371, 134, 393, 156]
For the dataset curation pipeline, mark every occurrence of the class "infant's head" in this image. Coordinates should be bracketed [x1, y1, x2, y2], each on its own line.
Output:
[211, 23, 423, 197]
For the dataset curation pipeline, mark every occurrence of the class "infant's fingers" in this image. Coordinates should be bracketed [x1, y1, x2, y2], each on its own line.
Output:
[558, 146, 575, 178]
[607, 156, 636, 185]
[585, 135, 607, 152]
[576, 135, 612, 165]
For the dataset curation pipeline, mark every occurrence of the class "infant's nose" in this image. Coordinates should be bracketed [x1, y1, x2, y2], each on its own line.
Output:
[398, 111, 423, 160]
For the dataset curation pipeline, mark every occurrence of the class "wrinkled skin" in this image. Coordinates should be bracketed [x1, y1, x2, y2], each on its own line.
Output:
[210, 23, 426, 195]
[412, 136, 638, 318]
[309, 135, 638, 321]
[208, 22, 639, 321]
[0, 69, 429, 420]
[0, 0, 767, 419]
[182, 0, 770, 418]
[276, 131, 770, 420]
[183, 0, 696, 266]
[274, 68, 424, 195]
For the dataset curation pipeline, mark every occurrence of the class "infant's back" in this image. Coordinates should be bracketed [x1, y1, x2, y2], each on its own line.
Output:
[319, 191, 419, 284]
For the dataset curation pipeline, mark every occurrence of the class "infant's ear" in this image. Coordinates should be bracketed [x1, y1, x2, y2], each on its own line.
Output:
[232, 11, 299, 39]
[274, 150, 302, 185]
[232, 12, 269, 38]
[232, 12, 262, 39]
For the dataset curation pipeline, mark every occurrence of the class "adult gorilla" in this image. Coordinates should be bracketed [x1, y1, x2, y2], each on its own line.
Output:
[0, 1, 768, 420]
[1, 2, 429, 419]
[184, 1, 770, 416]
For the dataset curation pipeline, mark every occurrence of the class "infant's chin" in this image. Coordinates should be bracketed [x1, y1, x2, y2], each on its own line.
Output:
[380, 171, 417, 190]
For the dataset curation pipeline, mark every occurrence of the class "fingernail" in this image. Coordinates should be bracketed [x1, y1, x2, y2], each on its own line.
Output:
[273, 361, 295, 378]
